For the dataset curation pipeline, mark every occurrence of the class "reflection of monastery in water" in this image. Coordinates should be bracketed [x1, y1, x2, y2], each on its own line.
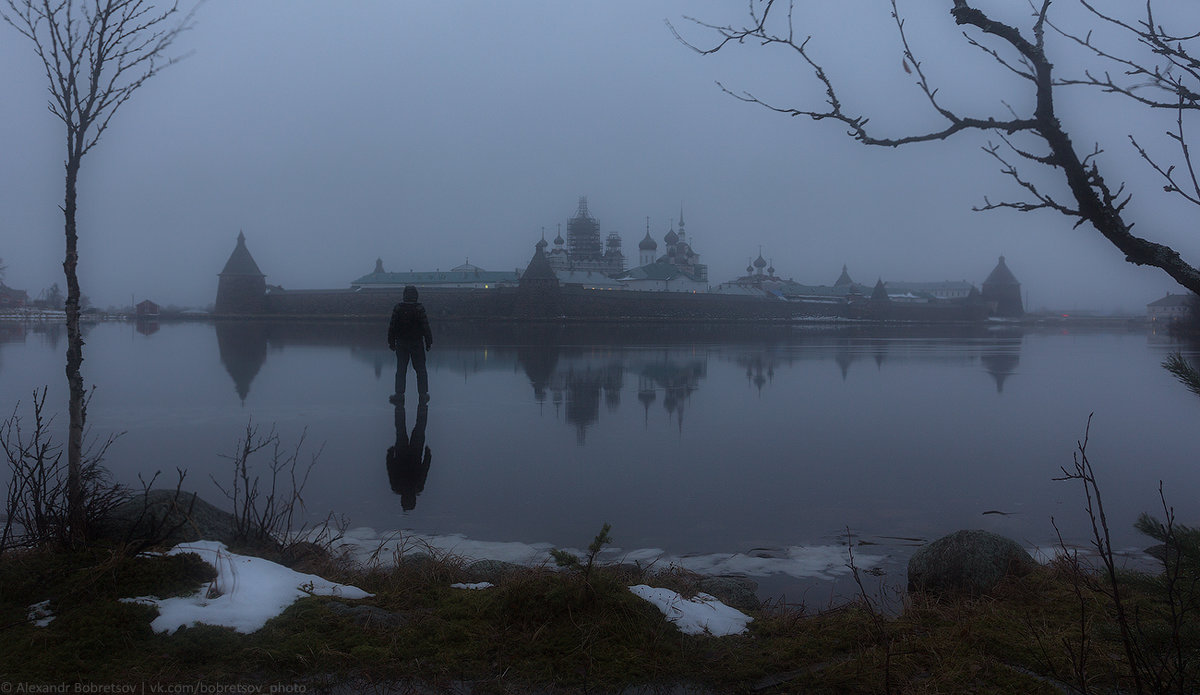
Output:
[214, 198, 1022, 322]
[213, 323, 1027, 441]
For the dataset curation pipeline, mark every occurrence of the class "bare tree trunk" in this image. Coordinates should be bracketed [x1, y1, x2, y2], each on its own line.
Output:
[63, 156, 85, 542]
[3, 0, 194, 543]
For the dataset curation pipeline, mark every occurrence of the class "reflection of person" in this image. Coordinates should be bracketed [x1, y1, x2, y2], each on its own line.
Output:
[387, 285, 433, 405]
[387, 404, 431, 511]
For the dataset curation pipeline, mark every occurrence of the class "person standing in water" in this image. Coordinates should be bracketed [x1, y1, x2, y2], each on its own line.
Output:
[387, 285, 433, 404]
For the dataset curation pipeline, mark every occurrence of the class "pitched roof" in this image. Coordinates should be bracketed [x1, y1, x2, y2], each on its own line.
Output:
[1147, 293, 1195, 308]
[885, 280, 976, 293]
[220, 232, 265, 277]
[618, 261, 700, 283]
[983, 256, 1019, 286]
[521, 245, 558, 282]
[353, 269, 519, 286]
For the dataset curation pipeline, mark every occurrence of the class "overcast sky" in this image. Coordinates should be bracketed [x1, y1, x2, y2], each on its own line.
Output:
[2, 0, 1197, 312]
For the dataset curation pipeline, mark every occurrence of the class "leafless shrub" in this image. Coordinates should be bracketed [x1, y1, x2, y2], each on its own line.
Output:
[1, 388, 123, 554]
[1054, 416, 1200, 694]
[117, 467, 196, 553]
[1054, 415, 1144, 693]
[210, 420, 321, 549]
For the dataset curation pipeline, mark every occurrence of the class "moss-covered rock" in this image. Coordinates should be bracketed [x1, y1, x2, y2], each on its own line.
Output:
[908, 529, 1037, 598]
[98, 490, 239, 546]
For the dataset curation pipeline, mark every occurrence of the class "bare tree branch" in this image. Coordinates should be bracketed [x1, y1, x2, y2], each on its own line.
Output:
[677, 0, 1200, 297]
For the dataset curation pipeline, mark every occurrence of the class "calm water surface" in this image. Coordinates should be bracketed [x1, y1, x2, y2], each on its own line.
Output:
[2, 320, 1196, 598]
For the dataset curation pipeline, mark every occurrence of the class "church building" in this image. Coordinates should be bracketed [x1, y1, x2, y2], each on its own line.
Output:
[544, 197, 625, 276]
[615, 208, 709, 292]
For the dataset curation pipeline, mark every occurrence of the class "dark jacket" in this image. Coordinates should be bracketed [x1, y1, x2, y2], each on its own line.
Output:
[388, 300, 433, 349]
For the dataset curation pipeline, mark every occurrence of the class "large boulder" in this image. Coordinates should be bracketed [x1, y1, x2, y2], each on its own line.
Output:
[99, 490, 240, 547]
[907, 529, 1037, 597]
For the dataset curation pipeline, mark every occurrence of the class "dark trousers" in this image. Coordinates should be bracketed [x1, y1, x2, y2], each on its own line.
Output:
[394, 341, 429, 396]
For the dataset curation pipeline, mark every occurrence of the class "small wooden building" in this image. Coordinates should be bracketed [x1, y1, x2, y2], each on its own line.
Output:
[136, 299, 160, 318]
[1147, 293, 1194, 323]
[0, 283, 28, 309]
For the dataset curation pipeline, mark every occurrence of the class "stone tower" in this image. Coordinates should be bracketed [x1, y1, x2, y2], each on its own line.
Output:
[215, 231, 266, 314]
[517, 239, 562, 317]
[981, 255, 1024, 317]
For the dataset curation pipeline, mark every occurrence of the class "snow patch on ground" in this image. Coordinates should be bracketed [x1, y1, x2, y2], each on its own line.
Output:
[628, 585, 752, 636]
[122, 540, 371, 634]
[328, 527, 883, 581]
[27, 600, 54, 627]
[450, 582, 494, 590]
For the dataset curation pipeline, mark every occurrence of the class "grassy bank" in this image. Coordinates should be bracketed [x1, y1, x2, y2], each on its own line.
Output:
[0, 539, 1189, 694]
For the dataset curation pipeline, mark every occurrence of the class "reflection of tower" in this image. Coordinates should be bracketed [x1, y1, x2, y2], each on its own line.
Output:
[737, 353, 774, 396]
[386, 405, 431, 512]
[517, 333, 560, 402]
[834, 347, 855, 381]
[559, 360, 625, 445]
[215, 231, 267, 314]
[638, 352, 705, 433]
[636, 375, 657, 428]
[565, 370, 602, 445]
[215, 321, 268, 403]
[604, 382, 621, 412]
[981, 340, 1022, 393]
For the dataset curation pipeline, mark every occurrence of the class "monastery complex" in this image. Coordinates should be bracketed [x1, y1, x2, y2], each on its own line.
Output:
[216, 197, 1024, 321]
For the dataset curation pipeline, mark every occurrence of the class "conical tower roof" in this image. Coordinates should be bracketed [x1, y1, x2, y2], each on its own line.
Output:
[983, 255, 1019, 286]
[834, 264, 853, 287]
[521, 241, 558, 281]
[871, 278, 890, 302]
[220, 231, 264, 277]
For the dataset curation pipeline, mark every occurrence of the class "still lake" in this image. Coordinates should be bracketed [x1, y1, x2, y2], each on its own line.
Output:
[2, 319, 1197, 599]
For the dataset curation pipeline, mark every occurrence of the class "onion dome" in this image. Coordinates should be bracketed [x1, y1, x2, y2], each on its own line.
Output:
[664, 227, 679, 245]
[535, 237, 548, 251]
[639, 231, 657, 250]
[754, 254, 767, 269]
